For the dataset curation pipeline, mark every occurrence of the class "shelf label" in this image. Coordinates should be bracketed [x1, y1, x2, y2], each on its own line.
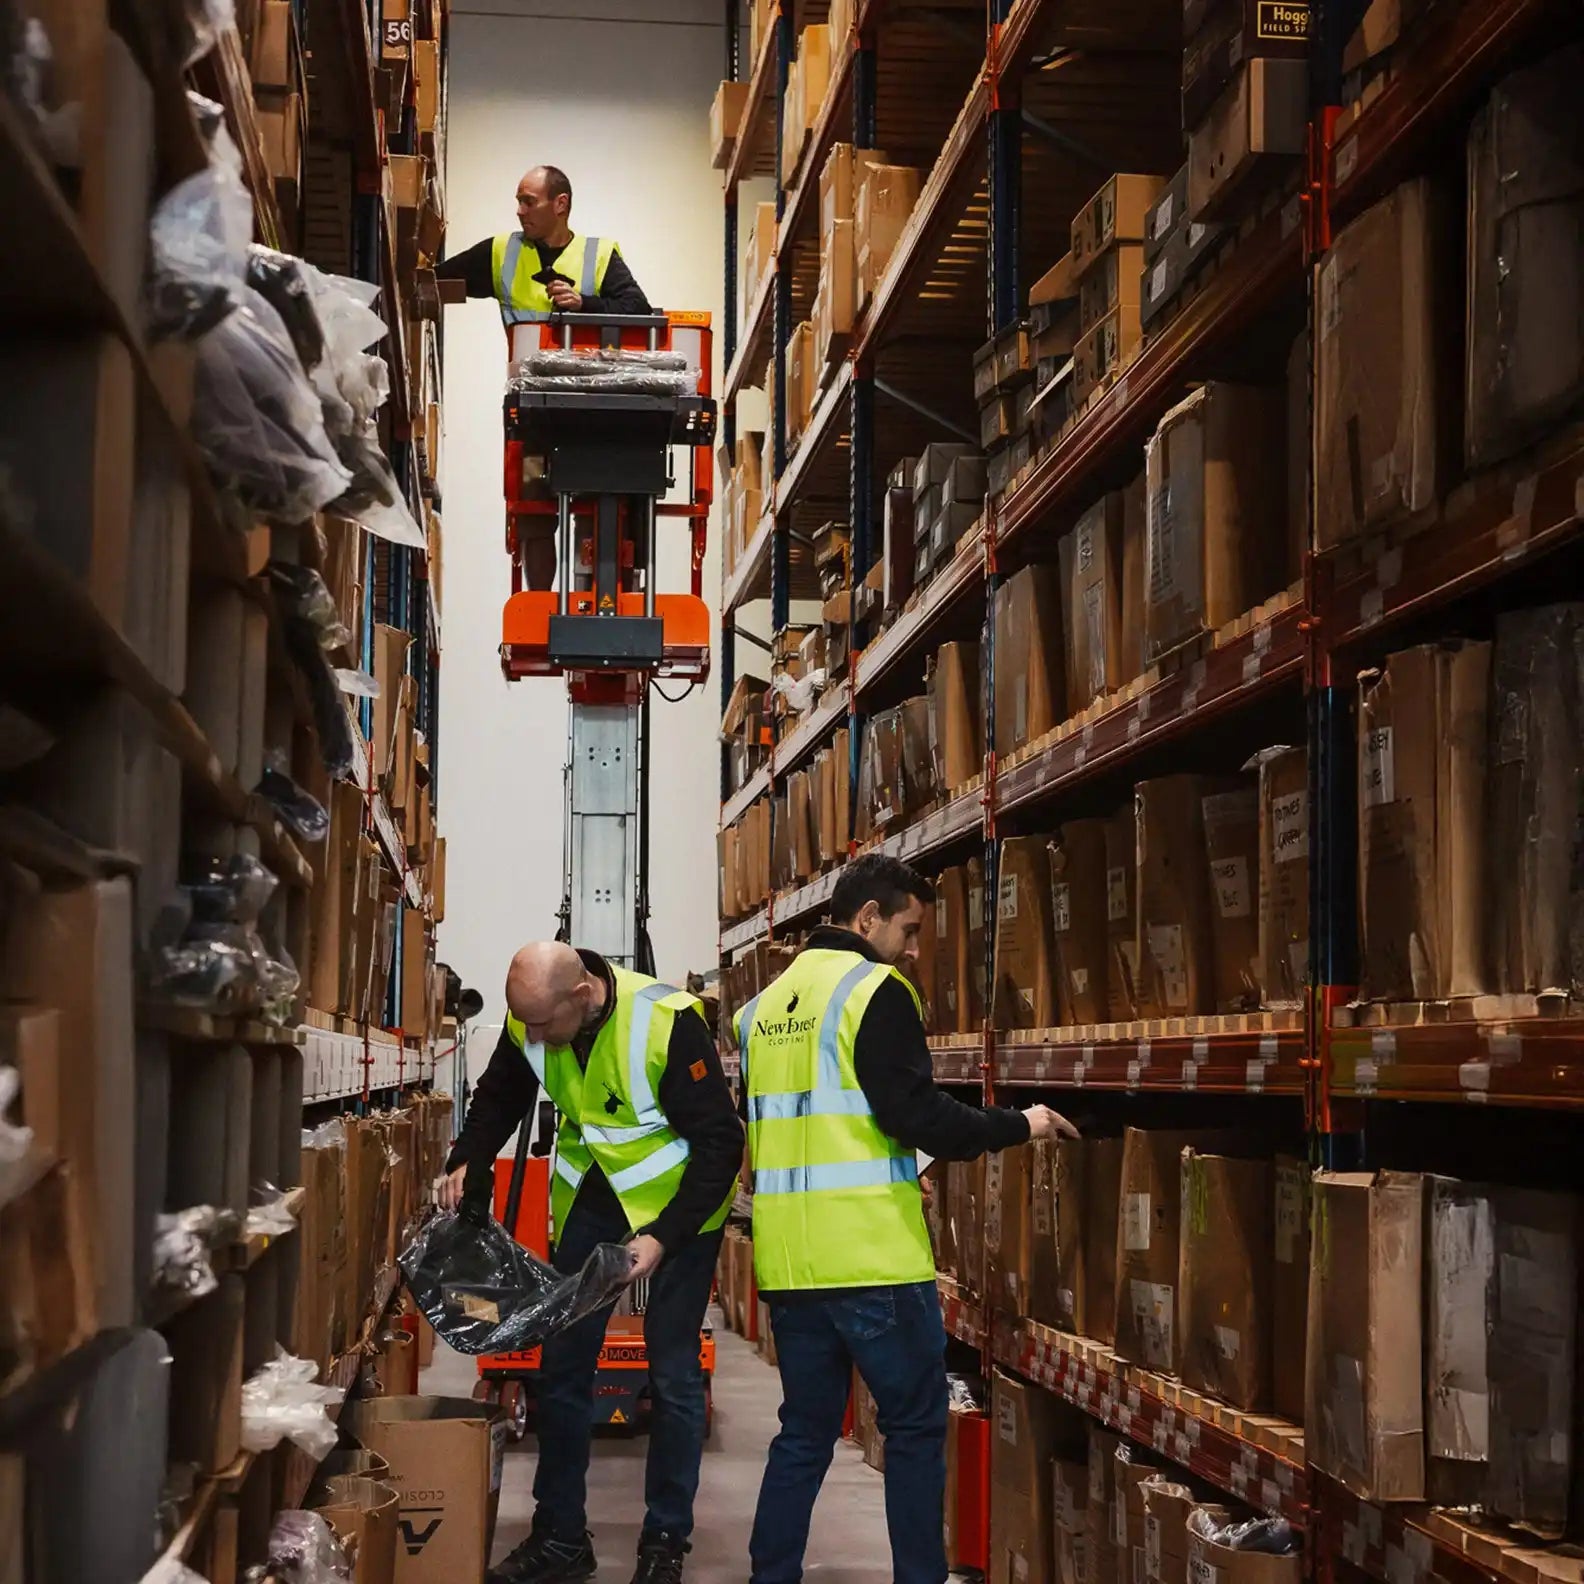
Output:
[1072, 1060, 1087, 1087]
[1126, 1060, 1143, 1090]
[1359, 586, 1385, 629]
[1245, 1059, 1270, 1093]
[1335, 136, 1359, 185]
[1182, 1060, 1199, 1090]
[1242, 653, 1262, 686]
[1192, 1037, 1210, 1060]
[1458, 1061, 1490, 1101]
[1136, 1040, 1151, 1067]
[1353, 1057, 1379, 1095]
[1261, 1480, 1282, 1513]
[1127, 715, 1142, 743]
[1370, 1029, 1398, 1061]
[1153, 1420, 1170, 1453]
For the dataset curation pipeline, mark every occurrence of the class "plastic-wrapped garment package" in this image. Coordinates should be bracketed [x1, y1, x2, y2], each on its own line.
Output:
[508, 346, 700, 398]
[399, 1209, 632, 1355]
[146, 159, 252, 339]
[244, 1510, 353, 1584]
[241, 1355, 346, 1460]
[257, 749, 331, 842]
[1186, 1506, 1300, 1556]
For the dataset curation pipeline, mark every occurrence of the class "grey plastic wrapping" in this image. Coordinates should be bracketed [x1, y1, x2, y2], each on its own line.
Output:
[508, 346, 700, 398]
[1186, 1506, 1299, 1556]
[399, 1209, 632, 1355]
[146, 138, 252, 339]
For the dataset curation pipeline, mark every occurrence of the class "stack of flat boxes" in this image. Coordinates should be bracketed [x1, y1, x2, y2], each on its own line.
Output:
[1139, 165, 1224, 330]
[812, 520, 851, 680]
[977, 325, 1035, 497]
[1071, 174, 1163, 407]
[913, 444, 984, 587]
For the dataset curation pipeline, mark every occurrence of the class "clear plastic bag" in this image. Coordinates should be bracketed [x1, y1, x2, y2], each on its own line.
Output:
[275, 587, 357, 777]
[151, 1204, 240, 1304]
[246, 1183, 299, 1238]
[399, 1209, 632, 1356]
[946, 1374, 982, 1412]
[241, 1354, 346, 1460]
[270, 562, 353, 651]
[1186, 1507, 1300, 1556]
[146, 162, 253, 340]
[247, 246, 326, 373]
[771, 667, 826, 717]
[193, 287, 352, 523]
[508, 347, 700, 398]
[0, 1064, 33, 1168]
[257, 751, 331, 842]
[249, 1510, 353, 1584]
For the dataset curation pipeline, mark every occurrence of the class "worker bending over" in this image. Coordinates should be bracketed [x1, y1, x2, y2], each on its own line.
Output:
[739, 854, 1075, 1584]
[436, 164, 652, 590]
[439, 942, 741, 1584]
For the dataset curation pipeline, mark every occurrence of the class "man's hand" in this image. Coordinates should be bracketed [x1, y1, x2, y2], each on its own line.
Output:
[625, 1233, 665, 1285]
[436, 1165, 469, 1211]
[1022, 1104, 1079, 1141]
[547, 280, 584, 312]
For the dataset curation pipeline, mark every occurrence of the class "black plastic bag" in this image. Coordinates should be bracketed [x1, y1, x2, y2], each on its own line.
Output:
[399, 1210, 631, 1356]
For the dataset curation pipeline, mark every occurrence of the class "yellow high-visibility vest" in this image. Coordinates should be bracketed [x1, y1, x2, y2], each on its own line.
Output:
[489, 231, 619, 325]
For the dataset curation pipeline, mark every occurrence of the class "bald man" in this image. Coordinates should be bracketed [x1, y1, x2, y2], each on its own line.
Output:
[439, 943, 741, 1584]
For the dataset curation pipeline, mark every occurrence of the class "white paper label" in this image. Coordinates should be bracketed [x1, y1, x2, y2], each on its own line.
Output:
[1000, 872, 1020, 921]
[1210, 856, 1251, 919]
[1275, 1165, 1305, 1264]
[1150, 260, 1169, 304]
[1147, 923, 1189, 1008]
[1272, 789, 1309, 863]
[1132, 1279, 1175, 1369]
[1362, 726, 1394, 807]
[1072, 966, 1089, 995]
[1155, 193, 1174, 236]
[1107, 867, 1129, 922]
[1189, 1546, 1218, 1584]
[1052, 881, 1072, 934]
[936, 896, 948, 935]
[1124, 1192, 1152, 1252]
[1215, 1324, 1241, 1360]
[998, 1391, 1018, 1445]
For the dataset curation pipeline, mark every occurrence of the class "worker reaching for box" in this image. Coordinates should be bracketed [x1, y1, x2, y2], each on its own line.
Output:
[737, 854, 1076, 1584]
[435, 163, 653, 590]
[438, 941, 741, 1584]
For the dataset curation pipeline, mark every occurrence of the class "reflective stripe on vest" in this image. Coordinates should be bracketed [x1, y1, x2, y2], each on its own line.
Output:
[734, 993, 762, 1084]
[747, 1087, 875, 1124]
[755, 1156, 919, 1197]
[493, 232, 610, 326]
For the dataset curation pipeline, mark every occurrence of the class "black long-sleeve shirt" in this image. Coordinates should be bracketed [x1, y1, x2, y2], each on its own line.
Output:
[436, 234, 652, 316]
[447, 951, 741, 1251]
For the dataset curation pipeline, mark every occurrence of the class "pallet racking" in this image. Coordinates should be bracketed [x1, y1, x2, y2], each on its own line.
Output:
[715, 2, 1584, 1580]
[0, 0, 453, 1569]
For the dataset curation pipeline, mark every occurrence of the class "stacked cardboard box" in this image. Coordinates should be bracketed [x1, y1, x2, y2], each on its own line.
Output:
[1357, 641, 1489, 1003]
[855, 163, 921, 310]
[709, 78, 749, 169]
[911, 444, 984, 585]
[926, 640, 981, 792]
[1254, 746, 1308, 1008]
[881, 458, 916, 614]
[993, 836, 1058, 1030]
[780, 25, 833, 186]
[975, 322, 1037, 497]
[1184, 0, 1308, 222]
[1140, 165, 1224, 330]
[1047, 821, 1110, 1025]
[784, 319, 816, 449]
[1070, 175, 1162, 404]
[1058, 475, 1145, 716]
[813, 144, 888, 370]
[992, 565, 1064, 761]
[934, 861, 987, 1035]
[741, 201, 777, 330]
[856, 699, 934, 839]
[990, 1371, 1082, 1584]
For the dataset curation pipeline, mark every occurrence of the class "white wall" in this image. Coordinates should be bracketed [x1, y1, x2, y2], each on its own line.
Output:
[436, 0, 727, 1032]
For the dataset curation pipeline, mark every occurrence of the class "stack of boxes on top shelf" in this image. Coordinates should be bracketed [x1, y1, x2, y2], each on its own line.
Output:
[719, 428, 769, 582]
[1071, 174, 1162, 408]
[813, 143, 883, 381]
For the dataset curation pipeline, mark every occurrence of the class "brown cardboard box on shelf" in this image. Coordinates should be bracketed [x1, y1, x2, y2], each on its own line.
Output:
[1143, 383, 1286, 663]
[985, 1145, 1032, 1316]
[935, 866, 975, 1035]
[1048, 820, 1110, 1025]
[994, 836, 1058, 1030]
[1116, 1445, 1175, 1584]
[834, 726, 851, 853]
[1085, 1136, 1126, 1344]
[1029, 1141, 1061, 1326]
[928, 640, 982, 791]
[1103, 807, 1141, 1022]
[787, 770, 817, 879]
[1078, 244, 1145, 337]
[1072, 175, 1167, 277]
[1307, 1171, 1425, 1502]
[1186, 57, 1306, 222]
[966, 854, 989, 1028]
[1271, 1155, 1310, 1424]
[1316, 177, 1448, 549]
[1200, 780, 1261, 1012]
[1185, 1505, 1301, 1584]
[318, 1474, 399, 1584]
[820, 141, 891, 238]
[1424, 1175, 1492, 1511]
[1465, 48, 1584, 468]
[1114, 1127, 1240, 1375]
[347, 1397, 507, 1584]
[1073, 306, 1142, 407]
[991, 1370, 1076, 1584]
[1048, 1138, 1087, 1335]
[1059, 477, 1144, 716]
[1086, 1428, 1125, 1584]
[1053, 1457, 1089, 1584]
[855, 164, 922, 303]
[1255, 747, 1308, 1008]
[295, 1132, 346, 1363]
[1134, 777, 1216, 1018]
[1486, 605, 1584, 999]
[949, 1155, 986, 1289]
[993, 565, 1064, 759]
[1142, 1477, 1196, 1584]
[1178, 1150, 1273, 1411]
[1358, 641, 1490, 1002]
[710, 79, 749, 168]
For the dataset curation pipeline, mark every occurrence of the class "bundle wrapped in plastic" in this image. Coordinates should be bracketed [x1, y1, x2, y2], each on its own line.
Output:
[257, 748, 331, 842]
[244, 1510, 353, 1583]
[399, 1209, 632, 1355]
[1186, 1507, 1300, 1557]
[151, 1204, 241, 1305]
[508, 346, 699, 398]
[241, 1354, 346, 1459]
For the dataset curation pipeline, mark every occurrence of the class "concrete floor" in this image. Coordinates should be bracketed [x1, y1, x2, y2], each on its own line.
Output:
[422, 1314, 894, 1584]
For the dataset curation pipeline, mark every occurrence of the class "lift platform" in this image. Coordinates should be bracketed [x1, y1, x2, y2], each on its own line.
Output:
[473, 309, 718, 1440]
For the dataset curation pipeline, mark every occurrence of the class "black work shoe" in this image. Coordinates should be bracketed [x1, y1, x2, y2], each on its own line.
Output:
[488, 1527, 598, 1584]
[629, 1530, 689, 1584]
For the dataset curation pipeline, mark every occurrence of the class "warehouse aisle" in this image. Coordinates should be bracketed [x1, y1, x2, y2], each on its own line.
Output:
[423, 1324, 894, 1582]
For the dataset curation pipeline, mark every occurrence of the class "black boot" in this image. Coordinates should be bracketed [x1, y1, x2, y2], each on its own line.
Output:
[629, 1530, 689, 1584]
[488, 1526, 598, 1584]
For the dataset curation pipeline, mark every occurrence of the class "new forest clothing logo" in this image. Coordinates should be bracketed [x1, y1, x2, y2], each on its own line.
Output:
[753, 1001, 819, 1043]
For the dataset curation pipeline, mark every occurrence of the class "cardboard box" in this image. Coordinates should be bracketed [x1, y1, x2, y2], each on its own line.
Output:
[1185, 1506, 1301, 1584]
[1486, 605, 1584, 998]
[993, 565, 1064, 759]
[1200, 781, 1260, 1013]
[1060, 477, 1145, 715]
[1306, 1171, 1425, 1501]
[1054, 1463, 1089, 1584]
[1114, 1128, 1242, 1374]
[1255, 747, 1309, 1008]
[820, 142, 890, 238]
[347, 1397, 507, 1583]
[1178, 1151, 1272, 1409]
[1048, 820, 1110, 1025]
[1079, 244, 1145, 335]
[1073, 305, 1142, 406]
[1029, 1141, 1060, 1326]
[1072, 175, 1167, 278]
[1142, 1478, 1196, 1584]
[935, 866, 983, 1035]
[1116, 1446, 1173, 1583]
[1316, 177, 1445, 548]
[1086, 1429, 1125, 1584]
[1357, 641, 1490, 1002]
[1465, 47, 1584, 467]
[1186, 57, 1306, 222]
[855, 164, 922, 301]
[990, 1371, 1074, 1584]
[251, 0, 297, 89]
[1135, 778, 1216, 1018]
[994, 836, 1058, 1030]
[1425, 1175, 1492, 1510]
[319, 1474, 400, 1584]
[1085, 1137, 1126, 1344]
[1272, 1155, 1310, 1424]
[1103, 808, 1141, 1022]
[928, 641, 982, 791]
[710, 79, 749, 168]
[986, 1145, 1032, 1316]
[1182, 0, 1311, 128]
[1143, 384, 1286, 663]
[1141, 208, 1225, 329]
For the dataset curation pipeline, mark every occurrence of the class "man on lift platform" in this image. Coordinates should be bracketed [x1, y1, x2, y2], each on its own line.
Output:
[440, 942, 742, 1584]
[437, 164, 654, 590]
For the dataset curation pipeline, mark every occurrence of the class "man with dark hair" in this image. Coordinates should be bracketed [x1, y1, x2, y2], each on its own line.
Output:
[738, 853, 1074, 1584]
[436, 164, 653, 589]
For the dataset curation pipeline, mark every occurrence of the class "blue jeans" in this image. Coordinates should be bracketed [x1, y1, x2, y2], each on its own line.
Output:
[532, 1190, 722, 1541]
[749, 1282, 948, 1584]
